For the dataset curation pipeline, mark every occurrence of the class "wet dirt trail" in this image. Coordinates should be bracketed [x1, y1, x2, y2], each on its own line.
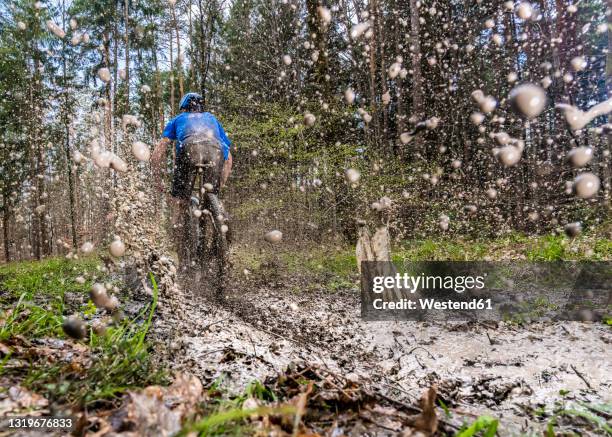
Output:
[150, 257, 611, 435]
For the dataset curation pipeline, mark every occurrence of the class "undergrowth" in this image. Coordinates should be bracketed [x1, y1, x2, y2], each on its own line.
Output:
[0, 258, 167, 407]
[233, 232, 611, 293]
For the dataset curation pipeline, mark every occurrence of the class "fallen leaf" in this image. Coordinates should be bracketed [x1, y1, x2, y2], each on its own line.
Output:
[403, 386, 438, 436]
[0, 385, 49, 416]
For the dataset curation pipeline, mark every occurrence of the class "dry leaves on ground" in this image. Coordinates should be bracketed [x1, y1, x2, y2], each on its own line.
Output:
[85, 372, 202, 437]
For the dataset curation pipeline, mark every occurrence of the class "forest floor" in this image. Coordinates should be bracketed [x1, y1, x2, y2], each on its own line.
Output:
[152, 241, 611, 436]
[0, 237, 611, 436]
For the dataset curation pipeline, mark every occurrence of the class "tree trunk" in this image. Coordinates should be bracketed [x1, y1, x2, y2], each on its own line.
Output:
[200, 0, 216, 103]
[394, 0, 406, 150]
[2, 196, 10, 263]
[367, 0, 380, 147]
[170, 30, 175, 112]
[409, 0, 423, 157]
[124, 0, 130, 112]
[173, 5, 184, 97]
[306, 0, 330, 97]
[375, 0, 389, 152]
[61, 2, 78, 249]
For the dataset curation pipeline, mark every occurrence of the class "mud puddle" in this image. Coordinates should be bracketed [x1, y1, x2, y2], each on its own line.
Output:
[150, 266, 611, 435]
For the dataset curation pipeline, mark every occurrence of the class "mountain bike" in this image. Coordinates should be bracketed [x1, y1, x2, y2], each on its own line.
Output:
[179, 139, 230, 300]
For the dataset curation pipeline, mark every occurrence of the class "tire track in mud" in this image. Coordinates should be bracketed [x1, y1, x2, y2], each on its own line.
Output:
[164, 271, 611, 434]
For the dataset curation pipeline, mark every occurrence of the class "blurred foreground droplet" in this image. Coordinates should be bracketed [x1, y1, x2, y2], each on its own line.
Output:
[264, 230, 283, 243]
[62, 316, 86, 339]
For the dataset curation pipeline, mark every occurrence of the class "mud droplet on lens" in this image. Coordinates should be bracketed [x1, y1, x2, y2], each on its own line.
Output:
[62, 316, 87, 339]
[564, 222, 582, 237]
[508, 83, 546, 119]
[109, 238, 126, 257]
[566, 147, 593, 168]
[573, 173, 600, 199]
[264, 230, 283, 243]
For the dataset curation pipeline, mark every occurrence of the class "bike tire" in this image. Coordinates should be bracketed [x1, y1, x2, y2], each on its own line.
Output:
[205, 192, 230, 299]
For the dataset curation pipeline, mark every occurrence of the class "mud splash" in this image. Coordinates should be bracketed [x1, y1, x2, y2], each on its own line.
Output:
[146, 256, 610, 435]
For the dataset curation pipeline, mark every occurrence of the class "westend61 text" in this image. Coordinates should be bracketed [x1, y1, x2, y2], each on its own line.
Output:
[371, 298, 493, 310]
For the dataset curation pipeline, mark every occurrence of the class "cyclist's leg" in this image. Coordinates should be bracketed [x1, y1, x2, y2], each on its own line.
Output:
[171, 148, 195, 270]
[221, 152, 232, 188]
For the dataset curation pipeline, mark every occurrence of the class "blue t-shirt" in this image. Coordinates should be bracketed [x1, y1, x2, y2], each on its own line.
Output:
[162, 112, 232, 160]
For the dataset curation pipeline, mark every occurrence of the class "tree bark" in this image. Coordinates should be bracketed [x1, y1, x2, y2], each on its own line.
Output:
[409, 0, 423, 156]
[173, 5, 184, 97]
[61, 1, 78, 249]
[394, 0, 406, 149]
[2, 195, 10, 263]
[170, 30, 175, 112]
[367, 0, 380, 147]
[124, 0, 130, 111]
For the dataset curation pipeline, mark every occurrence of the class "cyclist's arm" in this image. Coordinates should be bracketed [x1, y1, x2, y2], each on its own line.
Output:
[151, 137, 171, 190]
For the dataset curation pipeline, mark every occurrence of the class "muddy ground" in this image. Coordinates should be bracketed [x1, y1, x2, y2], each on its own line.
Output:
[146, 248, 611, 436]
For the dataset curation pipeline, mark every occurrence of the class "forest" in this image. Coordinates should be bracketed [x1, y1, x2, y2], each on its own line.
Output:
[0, 0, 610, 435]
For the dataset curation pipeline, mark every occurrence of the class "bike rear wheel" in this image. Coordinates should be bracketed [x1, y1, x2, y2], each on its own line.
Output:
[204, 192, 229, 300]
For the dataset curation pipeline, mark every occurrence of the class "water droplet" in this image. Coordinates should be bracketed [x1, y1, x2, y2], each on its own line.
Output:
[497, 145, 522, 167]
[62, 316, 86, 339]
[494, 132, 511, 145]
[132, 141, 151, 161]
[72, 150, 84, 164]
[470, 112, 485, 125]
[382, 91, 391, 105]
[317, 6, 332, 25]
[109, 239, 126, 257]
[566, 147, 593, 167]
[573, 173, 600, 199]
[570, 56, 587, 71]
[97, 67, 111, 83]
[110, 155, 128, 172]
[90, 283, 108, 306]
[345, 168, 361, 183]
[345, 88, 355, 104]
[564, 222, 582, 237]
[303, 112, 316, 126]
[80, 241, 94, 254]
[516, 2, 533, 20]
[264, 230, 283, 243]
[508, 83, 546, 119]
[351, 21, 370, 39]
[46, 20, 66, 38]
[388, 62, 402, 79]
[556, 99, 612, 130]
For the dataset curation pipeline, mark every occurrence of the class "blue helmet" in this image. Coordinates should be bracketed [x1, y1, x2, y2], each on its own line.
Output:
[179, 92, 204, 111]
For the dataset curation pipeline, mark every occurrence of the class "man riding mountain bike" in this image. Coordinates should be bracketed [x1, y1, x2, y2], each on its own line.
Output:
[151, 92, 233, 270]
